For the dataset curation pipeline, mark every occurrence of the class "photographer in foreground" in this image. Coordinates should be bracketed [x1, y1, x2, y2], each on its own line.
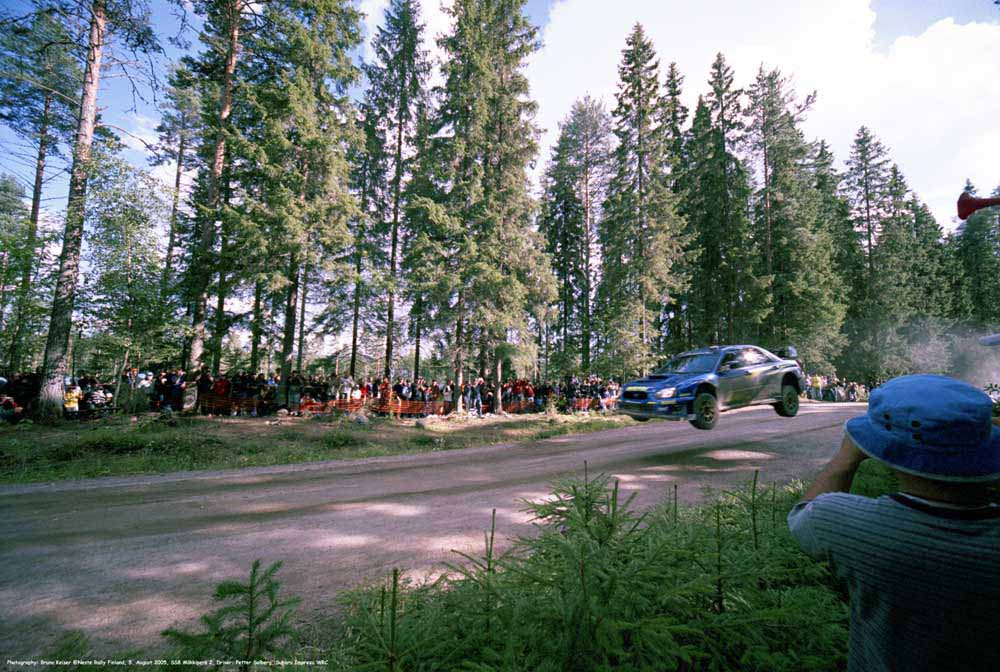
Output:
[788, 374, 1000, 672]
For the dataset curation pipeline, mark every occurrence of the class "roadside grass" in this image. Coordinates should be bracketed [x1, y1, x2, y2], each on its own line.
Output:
[0, 412, 634, 484]
[39, 463, 900, 671]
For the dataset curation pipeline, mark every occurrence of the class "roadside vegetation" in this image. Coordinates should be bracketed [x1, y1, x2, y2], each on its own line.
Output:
[0, 412, 633, 484]
[39, 462, 899, 671]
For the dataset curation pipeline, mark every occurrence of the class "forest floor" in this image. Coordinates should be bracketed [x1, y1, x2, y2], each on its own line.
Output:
[0, 410, 633, 484]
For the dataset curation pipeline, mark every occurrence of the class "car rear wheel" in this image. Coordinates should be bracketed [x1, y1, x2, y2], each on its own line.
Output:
[690, 393, 718, 430]
[774, 384, 800, 417]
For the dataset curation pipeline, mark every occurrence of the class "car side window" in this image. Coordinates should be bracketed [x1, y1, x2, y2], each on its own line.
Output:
[742, 348, 767, 366]
[720, 351, 742, 370]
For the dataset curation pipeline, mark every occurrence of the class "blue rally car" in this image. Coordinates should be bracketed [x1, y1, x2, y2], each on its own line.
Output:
[618, 345, 806, 430]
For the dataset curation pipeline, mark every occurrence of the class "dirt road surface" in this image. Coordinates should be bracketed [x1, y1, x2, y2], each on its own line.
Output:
[1, 403, 861, 658]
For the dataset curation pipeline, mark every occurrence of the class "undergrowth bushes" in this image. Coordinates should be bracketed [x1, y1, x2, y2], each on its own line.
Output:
[330, 470, 852, 671]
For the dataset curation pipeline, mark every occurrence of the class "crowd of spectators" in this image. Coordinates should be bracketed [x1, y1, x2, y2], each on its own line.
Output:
[804, 373, 870, 402]
[0, 364, 624, 423]
[0, 370, 39, 423]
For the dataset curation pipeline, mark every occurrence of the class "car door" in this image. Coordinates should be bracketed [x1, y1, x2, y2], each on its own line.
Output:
[744, 347, 781, 402]
[716, 349, 756, 408]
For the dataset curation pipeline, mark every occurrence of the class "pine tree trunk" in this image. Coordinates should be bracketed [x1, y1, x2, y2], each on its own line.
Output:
[412, 298, 421, 381]
[179, 301, 192, 369]
[250, 279, 262, 373]
[114, 236, 135, 412]
[581, 156, 592, 372]
[185, 0, 240, 396]
[211, 224, 230, 376]
[477, 338, 487, 380]
[160, 126, 187, 300]
[0, 250, 8, 333]
[38, 0, 106, 418]
[350, 160, 371, 380]
[7, 93, 51, 371]
[296, 262, 308, 371]
[561, 273, 569, 360]
[349, 246, 362, 378]
[453, 311, 464, 413]
[493, 353, 502, 413]
[383, 65, 408, 380]
[279, 256, 299, 406]
[636, 77, 647, 374]
[543, 321, 550, 382]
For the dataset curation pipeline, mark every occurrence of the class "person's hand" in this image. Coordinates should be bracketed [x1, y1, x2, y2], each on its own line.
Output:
[802, 433, 868, 500]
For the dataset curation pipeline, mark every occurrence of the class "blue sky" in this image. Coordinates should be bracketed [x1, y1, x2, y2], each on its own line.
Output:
[871, 0, 998, 47]
[2, 0, 999, 233]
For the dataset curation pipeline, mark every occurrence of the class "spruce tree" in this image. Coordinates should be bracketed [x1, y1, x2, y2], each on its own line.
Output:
[842, 126, 893, 382]
[680, 55, 763, 347]
[539, 122, 585, 374]
[660, 61, 688, 193]
[346, 102, 388, 378]
[539, 97, 611, 375]
[184, 0, 251, 389]
[237, 0, 361, 399]
[813, 140, 862, 296]
[150, 63, 201, 301]
[410, 0, 553, 409]
[364, 0, 430, 378]
[596, 24, 688, 376]
[744, 67, 845, 368]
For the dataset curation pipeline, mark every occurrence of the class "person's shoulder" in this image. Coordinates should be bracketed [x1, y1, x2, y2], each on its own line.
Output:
[790, 492, 884, 526]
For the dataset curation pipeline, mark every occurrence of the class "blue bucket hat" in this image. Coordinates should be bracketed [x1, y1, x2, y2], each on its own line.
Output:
[846, 374, 1000, 483]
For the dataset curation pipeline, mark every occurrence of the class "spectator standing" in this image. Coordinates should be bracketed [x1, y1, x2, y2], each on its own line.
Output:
[63, 384, 82, 417]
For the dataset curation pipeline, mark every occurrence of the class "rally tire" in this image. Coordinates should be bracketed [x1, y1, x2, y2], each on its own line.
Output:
[690, 393, 718, 430]
[774, 384, 800, 417]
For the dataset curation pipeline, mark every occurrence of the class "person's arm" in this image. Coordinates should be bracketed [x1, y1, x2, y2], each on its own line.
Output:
[802, 434, 868, 501]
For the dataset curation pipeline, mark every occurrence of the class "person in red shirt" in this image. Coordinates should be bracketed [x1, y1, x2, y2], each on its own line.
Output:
[212, 374, 231, 397]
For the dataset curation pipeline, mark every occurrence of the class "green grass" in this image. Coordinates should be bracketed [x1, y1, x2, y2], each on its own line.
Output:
[39, 463, 900, 671]
[0, 412, 632, 484]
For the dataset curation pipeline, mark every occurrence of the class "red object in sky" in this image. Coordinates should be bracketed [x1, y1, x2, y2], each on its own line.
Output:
[957, 191, 1000, 220]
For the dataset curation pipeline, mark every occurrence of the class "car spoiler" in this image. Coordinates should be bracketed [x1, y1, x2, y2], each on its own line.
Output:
[776, 345, 798, 359]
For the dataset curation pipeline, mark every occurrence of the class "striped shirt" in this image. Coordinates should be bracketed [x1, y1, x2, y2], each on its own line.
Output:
[788, 492, 1000, 671]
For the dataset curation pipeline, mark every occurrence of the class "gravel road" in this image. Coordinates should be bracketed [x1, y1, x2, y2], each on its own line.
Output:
[0, 403, 862, 658]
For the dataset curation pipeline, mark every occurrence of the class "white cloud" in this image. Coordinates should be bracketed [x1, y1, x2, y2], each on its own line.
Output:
[526, 0, 1000, 230]
[119, 112, 161, 152]
[359, 0, 390, 62]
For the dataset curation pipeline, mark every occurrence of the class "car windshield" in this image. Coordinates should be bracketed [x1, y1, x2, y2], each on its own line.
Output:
[654, 353, 718, 375]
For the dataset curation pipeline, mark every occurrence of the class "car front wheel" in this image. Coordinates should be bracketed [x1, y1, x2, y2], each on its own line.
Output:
[774, 384, 800, 417]
[690, 393, 718, 430]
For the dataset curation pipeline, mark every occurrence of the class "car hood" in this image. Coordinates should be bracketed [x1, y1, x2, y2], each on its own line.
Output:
[623, 373, 710, 390]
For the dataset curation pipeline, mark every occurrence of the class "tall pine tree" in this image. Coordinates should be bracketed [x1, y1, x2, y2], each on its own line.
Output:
[364, 0, 430, 378]
[539, 96, 611, 375]
[596, 24, 688, 376]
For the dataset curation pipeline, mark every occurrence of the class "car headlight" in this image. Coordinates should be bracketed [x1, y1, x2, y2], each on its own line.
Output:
[654, 387, 677, 399]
